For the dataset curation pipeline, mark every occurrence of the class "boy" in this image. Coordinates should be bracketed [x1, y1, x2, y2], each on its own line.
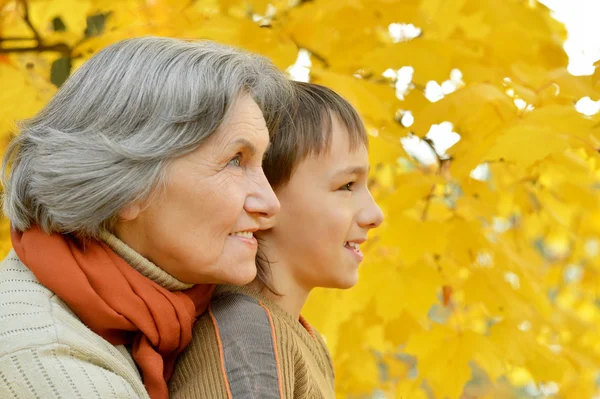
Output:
[170, 82, 384, 398]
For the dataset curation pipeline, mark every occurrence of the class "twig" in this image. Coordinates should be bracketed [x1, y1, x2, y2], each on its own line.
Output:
[0, 37, 36, 42]
[289, 37, 330, 68]
[412, 82, 426, 91]
[422, 136, 444, 166]
[20, 0, 41, 44]
[421, 184, 436, 221]
[0, 1, 71, 55]
[0, 43, 70, 54]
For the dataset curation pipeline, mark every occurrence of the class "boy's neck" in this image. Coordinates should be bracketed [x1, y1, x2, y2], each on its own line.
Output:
[247, 268, 311, 320]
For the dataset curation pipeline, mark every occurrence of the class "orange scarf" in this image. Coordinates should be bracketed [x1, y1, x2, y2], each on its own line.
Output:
[11, 226, 215, 399]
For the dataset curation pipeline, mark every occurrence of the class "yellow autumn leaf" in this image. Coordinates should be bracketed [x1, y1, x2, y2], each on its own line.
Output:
[384, 310, 423, 347]
[28, 0, 91, 37]
[380, 171, 444, 211]
[558, 372, 599, 399]
[333, 316, 382, 395]
[458, 10, 491, 41]
[375, 259, 443, 321]
[0, 62, 52, 137]
[394, 377, 428, 399]
[380, 213, 450, 263]
[2, 0, 600, 397]
[404, 325, 476, 399]
[412, 83, 517, 177]
[360, 39, 457, 84]
[489, 321, 571, 382]
[311, 67, 397, 127]
[419, 0, 467, 40]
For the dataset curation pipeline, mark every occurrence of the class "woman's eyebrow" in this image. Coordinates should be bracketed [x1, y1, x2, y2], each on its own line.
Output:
[227, 138, 271, 155]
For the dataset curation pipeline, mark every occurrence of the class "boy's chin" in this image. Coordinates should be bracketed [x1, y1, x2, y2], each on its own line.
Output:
[322, 273, 359, 290]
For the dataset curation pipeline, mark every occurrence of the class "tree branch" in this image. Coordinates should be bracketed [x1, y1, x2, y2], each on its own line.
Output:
[421, 184, 436, 221]
[0, 43, 70, 54]
[20, 0, 42, 44]
[422, 136, 443, 165]
[0, 37, 36, 42]
[0, 1, 71, 55]
[289, 37, 330, 68]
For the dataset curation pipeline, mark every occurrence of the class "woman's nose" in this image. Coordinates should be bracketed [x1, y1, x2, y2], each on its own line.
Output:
[244, 167, 280, 220]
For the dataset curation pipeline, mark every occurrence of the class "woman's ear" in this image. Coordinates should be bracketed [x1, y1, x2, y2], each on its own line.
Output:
[118, 202, 141, 221]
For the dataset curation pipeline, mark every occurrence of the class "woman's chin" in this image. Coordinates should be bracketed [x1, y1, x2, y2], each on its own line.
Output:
[221, 262, 258, 286]
[175, 257, 257, 286]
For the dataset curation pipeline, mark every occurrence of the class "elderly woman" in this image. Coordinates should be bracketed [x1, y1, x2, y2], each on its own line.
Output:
[0, 37, 291, 398]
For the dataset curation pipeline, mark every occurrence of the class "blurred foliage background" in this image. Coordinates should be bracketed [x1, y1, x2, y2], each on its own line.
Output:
[2, 0, 600, 398]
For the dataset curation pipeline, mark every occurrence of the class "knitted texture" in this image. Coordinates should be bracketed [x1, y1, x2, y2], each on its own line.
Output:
[170, 285, 336, 399]
[0, 232, 194, 398]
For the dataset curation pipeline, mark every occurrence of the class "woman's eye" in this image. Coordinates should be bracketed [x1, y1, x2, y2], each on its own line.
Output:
[228, 153, 242, 167]
[339, 182, 355, 191]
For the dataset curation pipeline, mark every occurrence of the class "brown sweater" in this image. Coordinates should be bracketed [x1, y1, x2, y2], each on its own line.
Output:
[169, 285, 336, 398]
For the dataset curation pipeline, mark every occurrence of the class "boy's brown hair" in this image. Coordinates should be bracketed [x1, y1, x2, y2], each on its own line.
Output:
[256, 81, 369, 291]
[263, 81, 368, 189]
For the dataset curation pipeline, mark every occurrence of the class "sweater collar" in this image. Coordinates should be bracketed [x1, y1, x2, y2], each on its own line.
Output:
[100, 230, 194, 291]
[213, 284, 316, 339]
[212, 285, 332, 376]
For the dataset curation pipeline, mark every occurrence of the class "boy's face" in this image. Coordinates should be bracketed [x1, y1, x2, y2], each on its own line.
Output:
[264, 115, 384, 290]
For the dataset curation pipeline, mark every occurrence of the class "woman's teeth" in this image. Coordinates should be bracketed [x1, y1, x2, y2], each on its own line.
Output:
[230, 231, 254, 238]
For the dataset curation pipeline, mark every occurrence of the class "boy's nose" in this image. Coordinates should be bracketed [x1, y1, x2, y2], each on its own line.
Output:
[357, 192, 384, 230]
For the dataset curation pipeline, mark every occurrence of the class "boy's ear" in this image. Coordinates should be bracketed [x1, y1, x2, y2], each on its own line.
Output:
[118, 202, 141, 221]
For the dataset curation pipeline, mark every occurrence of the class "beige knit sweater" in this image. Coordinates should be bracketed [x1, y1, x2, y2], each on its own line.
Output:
[0, 232, 194, 399]
[170, 285, 336, 399]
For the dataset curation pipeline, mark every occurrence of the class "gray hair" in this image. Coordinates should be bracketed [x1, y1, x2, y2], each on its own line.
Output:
[2, 36, 292, 238]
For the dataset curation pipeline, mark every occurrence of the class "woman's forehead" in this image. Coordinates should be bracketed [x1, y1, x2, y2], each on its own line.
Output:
[208, 96, 268, 145]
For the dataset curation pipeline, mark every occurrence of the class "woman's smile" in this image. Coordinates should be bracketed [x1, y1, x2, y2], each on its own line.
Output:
[228, 230, 258, 248]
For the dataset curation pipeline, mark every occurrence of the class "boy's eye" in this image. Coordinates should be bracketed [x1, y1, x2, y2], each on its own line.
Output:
[228, 153, 242, 167]
[339, 182, 355, 191]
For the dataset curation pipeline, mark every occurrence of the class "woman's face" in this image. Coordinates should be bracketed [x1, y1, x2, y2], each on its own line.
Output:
[115, 94, 280, 285]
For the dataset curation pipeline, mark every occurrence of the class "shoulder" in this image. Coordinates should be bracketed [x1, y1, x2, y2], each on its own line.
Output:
[187, 292, 281, 350]
[0, 250, 131, 361]
[311, 327, 330, 355]
[207, 292, 302, 366]
[0, 251, 149, 398]
[0, 250, 59, 352]
[312, 328, 335, 378]
[209, 292, 277, 335]
[205, 292, 284, 372]
[173, 292, 288, 399]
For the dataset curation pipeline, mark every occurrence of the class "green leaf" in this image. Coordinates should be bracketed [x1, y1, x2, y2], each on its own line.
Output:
[85, 13, 108, 38]
[50, 56, 72, 88]
[52, 16, 67, 32]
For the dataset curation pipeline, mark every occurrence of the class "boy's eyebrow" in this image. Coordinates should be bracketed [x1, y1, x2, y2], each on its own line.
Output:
[333, 165, 369, 177]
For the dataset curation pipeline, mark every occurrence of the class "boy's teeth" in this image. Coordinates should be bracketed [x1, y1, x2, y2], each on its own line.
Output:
[346, 242, 360, 250]
[231, 231, 253, 238]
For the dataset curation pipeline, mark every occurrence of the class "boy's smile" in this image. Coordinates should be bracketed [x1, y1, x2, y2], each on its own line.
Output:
[257, 114, 384, 291]
[344, 240, 365, 262]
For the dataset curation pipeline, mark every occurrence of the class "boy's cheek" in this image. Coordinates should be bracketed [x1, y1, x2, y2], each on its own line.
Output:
[257, 214, 278, 230]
